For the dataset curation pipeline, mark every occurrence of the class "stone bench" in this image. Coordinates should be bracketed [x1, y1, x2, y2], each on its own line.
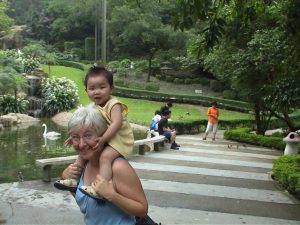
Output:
[36, 132, 166, 182]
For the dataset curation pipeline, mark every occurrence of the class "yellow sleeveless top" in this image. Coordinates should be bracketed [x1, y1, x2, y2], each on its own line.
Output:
[95, 98, 134, 159]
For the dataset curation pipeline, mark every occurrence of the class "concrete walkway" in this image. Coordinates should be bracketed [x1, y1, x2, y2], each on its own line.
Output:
[1, 131, 299, 224]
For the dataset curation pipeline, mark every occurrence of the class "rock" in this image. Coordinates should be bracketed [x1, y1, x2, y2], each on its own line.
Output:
[51, 112, 73, 127]
[0, 113, 39, 128]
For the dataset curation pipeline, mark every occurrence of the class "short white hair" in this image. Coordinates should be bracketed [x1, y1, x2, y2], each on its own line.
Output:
[68, 105, 107, 135]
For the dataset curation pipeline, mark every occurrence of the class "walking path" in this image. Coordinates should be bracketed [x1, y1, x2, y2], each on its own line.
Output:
[1, 131, 299, 224]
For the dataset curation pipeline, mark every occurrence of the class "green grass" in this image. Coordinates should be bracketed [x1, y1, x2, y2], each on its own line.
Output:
[41, 65, 251, 125]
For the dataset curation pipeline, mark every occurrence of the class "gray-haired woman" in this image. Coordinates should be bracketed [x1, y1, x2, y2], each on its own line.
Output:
[59, 106, 148, 225]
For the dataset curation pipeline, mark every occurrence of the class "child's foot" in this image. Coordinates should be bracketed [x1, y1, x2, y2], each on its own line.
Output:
[54, 178, 78, 192]
[79, 185, 104, 200]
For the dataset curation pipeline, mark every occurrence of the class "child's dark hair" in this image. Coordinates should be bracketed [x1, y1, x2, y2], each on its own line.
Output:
[84, 66, 113, 88]
[155, 110, 161, 115]
[166, 101, 173, 108]
[161, 110, 171, 116]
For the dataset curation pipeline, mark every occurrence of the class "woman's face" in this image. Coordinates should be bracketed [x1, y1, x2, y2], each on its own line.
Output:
[70, 127, 99, 160]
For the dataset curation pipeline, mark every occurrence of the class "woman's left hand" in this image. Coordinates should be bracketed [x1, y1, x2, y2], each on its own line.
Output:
[92, 175, 115, 200]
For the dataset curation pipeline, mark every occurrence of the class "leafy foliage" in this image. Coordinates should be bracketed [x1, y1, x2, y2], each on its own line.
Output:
[0, 95, 28, 115]
[5, 49, 40, 73]
[273, 155, 300, 193]
[0, 0, 14, 32]
[41, 77, 79, 117]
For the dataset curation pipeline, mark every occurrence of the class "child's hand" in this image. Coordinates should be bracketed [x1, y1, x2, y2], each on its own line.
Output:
[93, 137, 105, 152]
[92, 175, 115, 200]
[64, 136, 72, 147]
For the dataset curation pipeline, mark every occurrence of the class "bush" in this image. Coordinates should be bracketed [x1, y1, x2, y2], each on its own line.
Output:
[184, 78, 192, 84]
[144, 82, 159, 92]
[0, 95, 28, 115]
[223, 90, 238, 100]
[70, 48, 84, 60]
[64, 42, 75, 52]
[173, 78, 182, 84]
[166, 76, 174, 82]
[41, 77, 79, 117]
[224, 128, 287, 150]
[273, 155, 300, 194]
[156, 75, 162, 80]
[114, 78, 125, 87]
[57, 60, 85, 71]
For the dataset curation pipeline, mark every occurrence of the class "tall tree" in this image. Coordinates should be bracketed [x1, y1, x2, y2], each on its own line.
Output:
[173, 0, 300, 133]
[0, 0, 14, 32]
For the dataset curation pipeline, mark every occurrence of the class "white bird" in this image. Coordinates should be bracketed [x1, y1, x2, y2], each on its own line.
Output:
[42, 123, 61, 138]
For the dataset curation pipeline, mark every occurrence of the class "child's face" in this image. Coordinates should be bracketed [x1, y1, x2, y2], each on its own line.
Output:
[86, 75, 112, 106]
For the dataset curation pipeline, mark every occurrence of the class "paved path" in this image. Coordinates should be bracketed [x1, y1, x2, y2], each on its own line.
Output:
[1, 131, 300, 224]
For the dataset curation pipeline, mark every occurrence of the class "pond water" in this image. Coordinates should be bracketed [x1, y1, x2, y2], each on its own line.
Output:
[0, 120, 146, 183]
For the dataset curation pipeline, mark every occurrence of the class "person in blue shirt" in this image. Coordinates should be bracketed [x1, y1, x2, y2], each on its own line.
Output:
[60, 105, 148, 225]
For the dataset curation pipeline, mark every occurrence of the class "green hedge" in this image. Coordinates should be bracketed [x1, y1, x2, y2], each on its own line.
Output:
[168, 120, 255, 135]
[272, 155, 300, 195]
[224, 128, 286, 150]
[57, 60, 85, 71]
[112, 87, 250, 112]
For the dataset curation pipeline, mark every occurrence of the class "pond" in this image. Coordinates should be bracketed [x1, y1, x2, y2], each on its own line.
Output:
[0, 120, 146, 183]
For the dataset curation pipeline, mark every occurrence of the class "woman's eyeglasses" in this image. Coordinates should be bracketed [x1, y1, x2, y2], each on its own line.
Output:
[71, 133, 96, 143]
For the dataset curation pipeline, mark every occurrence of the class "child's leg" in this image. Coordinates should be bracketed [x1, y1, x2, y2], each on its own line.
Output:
[99, 146, 120, 181]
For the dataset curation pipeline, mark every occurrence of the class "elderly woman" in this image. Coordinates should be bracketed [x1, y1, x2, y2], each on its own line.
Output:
[60, 106, 148, 225]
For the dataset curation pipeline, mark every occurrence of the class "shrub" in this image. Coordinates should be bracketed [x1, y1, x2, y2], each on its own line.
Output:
[64, 42, 75, 52]
[223, 90, 238, 100]
[70, 48, 84, 60]
[273, 155, 300, 194]
[114, 78, 124, 86]
[156, 75, 162, 80]
[57, 60, 85, 71]
[166, 76, 174, 82]
[173, 78, 181, 84]
[224, 128, 286, 150]
[41, 77, 79, 117]
[144, 82, 159, 92]
[184, 78, 192, 84]
[0, 95, 28, 115]
[5, 49, 40, 73]
[133, 60, 148, 71]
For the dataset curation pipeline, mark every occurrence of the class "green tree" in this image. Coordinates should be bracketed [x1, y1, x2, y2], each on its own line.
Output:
[44, 52, 57, 75]
[0, 0, 13, 32]
[173, 0, 300, 133]
[109, 4, 187, 81]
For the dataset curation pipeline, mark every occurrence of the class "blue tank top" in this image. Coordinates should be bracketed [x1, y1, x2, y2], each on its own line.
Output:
[75, 159, 136, 225]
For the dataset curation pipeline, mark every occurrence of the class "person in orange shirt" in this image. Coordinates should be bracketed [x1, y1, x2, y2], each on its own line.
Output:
[203, 102, 219, 141]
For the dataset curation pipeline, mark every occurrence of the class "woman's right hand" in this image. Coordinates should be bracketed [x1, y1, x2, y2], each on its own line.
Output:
[61, 163, 82, 179]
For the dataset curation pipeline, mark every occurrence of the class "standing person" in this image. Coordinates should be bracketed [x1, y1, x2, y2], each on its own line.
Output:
[160, 100, 173, 115]
[60, 106, 148, 225]
[158, 110, 180, 150]
[203, 102, 219, 141]
[55, 66, 134, 200]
